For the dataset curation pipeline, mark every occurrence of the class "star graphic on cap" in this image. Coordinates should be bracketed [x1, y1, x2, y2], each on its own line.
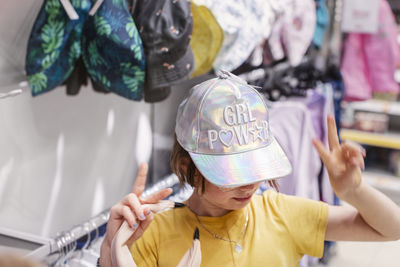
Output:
[248, 122, 264, 142]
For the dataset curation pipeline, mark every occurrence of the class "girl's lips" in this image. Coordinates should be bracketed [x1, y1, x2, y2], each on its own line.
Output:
[233, 195, 252, 202]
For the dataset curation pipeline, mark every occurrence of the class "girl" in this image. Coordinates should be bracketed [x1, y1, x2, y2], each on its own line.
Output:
[100, 71, 400, 266]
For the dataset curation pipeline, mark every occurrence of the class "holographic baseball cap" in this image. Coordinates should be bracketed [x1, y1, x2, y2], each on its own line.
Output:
[175, 70, 292, 187]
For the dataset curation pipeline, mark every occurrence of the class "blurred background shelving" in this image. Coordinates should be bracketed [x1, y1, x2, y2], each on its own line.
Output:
[340, 99, 400, 204]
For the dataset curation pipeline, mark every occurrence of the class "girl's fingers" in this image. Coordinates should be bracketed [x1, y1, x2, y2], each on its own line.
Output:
[342, 141, 365, 159]
[348, 154, 365, 169]
[139, 209, 154, 231]
[141, 188, 173, 204]
[124, 193, 146, 221]
[342, 142, 365, 169]
[128, 210, 154, 243]
[109, 204, 137, 230]
[109, 203, 123, 220]
[343, 140, 365, 152]
[313, 138, 332, 167]
[131, 163, 148, 197]
[121, 205, 138, 229]
[327, 115, 340, 151]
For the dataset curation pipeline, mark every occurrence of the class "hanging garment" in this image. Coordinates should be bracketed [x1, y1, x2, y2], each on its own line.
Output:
[304, 89, 335, 205]
[131, 0, 194, 102]
[82, 0, 146, 101]
[65, 57, 89, 96]
[25, 0, 91, 95]
[271, 89, 335, 205]
[313, 0, 330, 48]
[26, 0, 146, 101]
[341, 0, 400, 101]
[190, 3, 224, 78]
[269, 102, 321, 201]
[326, 67, 345, 138]
[196, 0, 275, 72]
[268, 0, 317, 66]
[64, 56, 110, 96]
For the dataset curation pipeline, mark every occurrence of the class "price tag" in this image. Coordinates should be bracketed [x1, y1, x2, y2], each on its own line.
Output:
[341, 0, 379, 33]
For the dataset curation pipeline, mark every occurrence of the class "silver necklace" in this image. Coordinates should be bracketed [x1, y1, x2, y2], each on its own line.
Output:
[193, 208, 249, 253]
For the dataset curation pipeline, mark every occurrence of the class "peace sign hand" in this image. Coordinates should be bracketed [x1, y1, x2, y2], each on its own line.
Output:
[312, 116, 366, 200]
[103, 163, 173, 249]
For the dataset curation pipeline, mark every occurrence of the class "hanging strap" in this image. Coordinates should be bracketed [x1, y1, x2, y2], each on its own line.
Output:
[89, 0, 105, 16]
[59, 0, 79, 20]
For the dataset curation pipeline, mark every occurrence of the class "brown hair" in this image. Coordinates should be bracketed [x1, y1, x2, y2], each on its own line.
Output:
[170, 135, 279, 192]
[170, 134, 206, 193]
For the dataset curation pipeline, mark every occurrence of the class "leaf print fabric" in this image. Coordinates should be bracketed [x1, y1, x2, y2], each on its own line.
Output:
[94, 16, 112, 36]
[26, 0, 145, 101]
[25, 0, 92, 95]
[41, 21, 65, 53]
[28, 73, 48, 94]
[82, 0, 145, 101]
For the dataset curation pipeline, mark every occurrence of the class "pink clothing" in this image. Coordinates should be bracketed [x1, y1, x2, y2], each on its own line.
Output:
[268, 0, 316, 66]
[341, 0, 400, 101]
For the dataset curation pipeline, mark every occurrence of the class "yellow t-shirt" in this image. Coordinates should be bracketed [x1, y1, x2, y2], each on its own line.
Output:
[130, 190, 329, 267]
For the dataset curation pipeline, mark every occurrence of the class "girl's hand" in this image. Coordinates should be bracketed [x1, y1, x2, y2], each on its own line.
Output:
[103, 163, 172, 248]
[312, 116, 366, 200]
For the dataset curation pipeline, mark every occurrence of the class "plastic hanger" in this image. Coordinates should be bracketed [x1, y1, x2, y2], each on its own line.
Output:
[80, 221, 101, 264]
[67, 224, 93, 267]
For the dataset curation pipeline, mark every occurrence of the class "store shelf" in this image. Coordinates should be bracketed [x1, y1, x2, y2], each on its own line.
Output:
[340, 129, 400, 149]
[363, 170, 400, 194]
[347, 99, 400, 116]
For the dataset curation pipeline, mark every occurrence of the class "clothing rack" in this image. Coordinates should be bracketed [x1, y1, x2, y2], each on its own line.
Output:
[28, 209, 109, 265]
[31, 173, 181, 265]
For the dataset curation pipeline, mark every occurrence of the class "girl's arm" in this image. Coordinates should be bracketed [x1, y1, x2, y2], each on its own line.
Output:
[313, 116, 400, 241]
[325, 184, 400, 241]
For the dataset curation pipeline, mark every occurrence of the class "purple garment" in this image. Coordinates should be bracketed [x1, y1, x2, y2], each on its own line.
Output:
[290, 89, 335, 205]
[269, 102, 321, 201]
[306, 92, 326, 141]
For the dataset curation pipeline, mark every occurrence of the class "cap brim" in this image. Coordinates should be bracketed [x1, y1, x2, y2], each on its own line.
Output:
[189, 137, 292, 188]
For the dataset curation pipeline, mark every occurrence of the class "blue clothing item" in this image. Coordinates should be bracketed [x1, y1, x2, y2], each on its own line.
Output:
[331, 78, 344, 208]
[76, 223, 107, 250]
[25, 0, 92, 95]
[81, 0, 145, 101]
[313, 0, 329, 48]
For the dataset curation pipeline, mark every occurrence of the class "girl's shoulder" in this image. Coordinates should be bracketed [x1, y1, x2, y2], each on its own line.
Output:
[254, 189, 328, 223]
[251, 189, 280, 208]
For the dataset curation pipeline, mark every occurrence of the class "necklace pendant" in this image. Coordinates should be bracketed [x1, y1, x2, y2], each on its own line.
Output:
[235, 244, 242, 253]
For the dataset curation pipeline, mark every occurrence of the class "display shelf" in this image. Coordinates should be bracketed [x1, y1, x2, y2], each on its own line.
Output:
[347, 99, 400, 116]
[363, 170, 400, 194]
[340, 129, 400, 149]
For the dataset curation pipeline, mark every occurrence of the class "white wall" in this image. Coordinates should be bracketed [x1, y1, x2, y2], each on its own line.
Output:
[0, 0, 152, 238]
